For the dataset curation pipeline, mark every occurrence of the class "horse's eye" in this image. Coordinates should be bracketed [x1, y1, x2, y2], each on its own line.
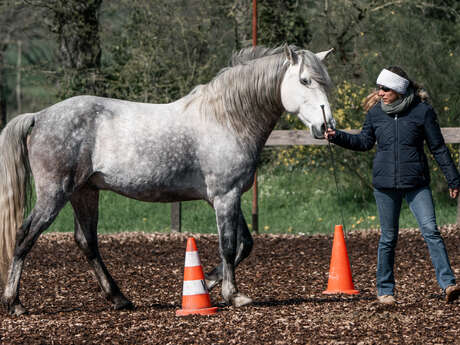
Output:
[300, 78, 311, 86]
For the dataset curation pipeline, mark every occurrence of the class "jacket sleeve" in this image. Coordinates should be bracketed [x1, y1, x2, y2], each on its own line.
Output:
[424, 107, 460, 189]
[329, 112, 376, 151]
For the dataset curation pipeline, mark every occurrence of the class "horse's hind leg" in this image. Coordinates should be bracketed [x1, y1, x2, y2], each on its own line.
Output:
[206, 206, 254, 291]
[71, 186, 133, 310]
[2, 192, 67, 316]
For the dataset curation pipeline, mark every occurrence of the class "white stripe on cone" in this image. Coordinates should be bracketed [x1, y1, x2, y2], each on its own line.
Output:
[182, 280, 208, 295]
[185, 251, 201, 267]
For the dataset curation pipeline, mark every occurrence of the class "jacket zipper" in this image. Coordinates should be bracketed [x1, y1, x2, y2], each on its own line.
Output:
[395, 114, 399, 188]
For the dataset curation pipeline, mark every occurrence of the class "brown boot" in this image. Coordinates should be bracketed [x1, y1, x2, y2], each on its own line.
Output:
[377, 295, 396, 305]
[445, 285, 460, 303]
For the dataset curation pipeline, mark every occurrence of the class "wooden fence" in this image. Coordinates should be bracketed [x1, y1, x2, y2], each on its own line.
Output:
[171, 128, 460, 232]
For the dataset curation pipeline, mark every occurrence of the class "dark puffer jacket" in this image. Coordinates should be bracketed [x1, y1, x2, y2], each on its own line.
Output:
[330, 97, 460, 190]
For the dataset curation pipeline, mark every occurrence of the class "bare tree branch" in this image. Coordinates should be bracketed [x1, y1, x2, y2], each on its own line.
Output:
[369, 1, 404, 12]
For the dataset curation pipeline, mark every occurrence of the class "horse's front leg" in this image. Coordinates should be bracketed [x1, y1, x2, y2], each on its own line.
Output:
[206, 206, 253, 291]
[214, 192, 252, 307]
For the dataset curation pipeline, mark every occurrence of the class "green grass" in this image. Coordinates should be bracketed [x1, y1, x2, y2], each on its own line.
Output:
[45, 166, 459, 234]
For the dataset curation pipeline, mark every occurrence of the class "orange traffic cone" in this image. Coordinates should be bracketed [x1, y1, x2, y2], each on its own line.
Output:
[176, 237, 218, 316]
[323, 225, 359, 295]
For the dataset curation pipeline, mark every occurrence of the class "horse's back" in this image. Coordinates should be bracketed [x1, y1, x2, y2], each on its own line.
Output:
[28, 95, 207, 200]
[27, 97, 162, 185]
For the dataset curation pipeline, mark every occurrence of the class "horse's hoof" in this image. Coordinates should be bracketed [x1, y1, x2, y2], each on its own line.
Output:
[232, 293, 252, 307]
[9, 304, 28, 316]
[205, 272, 221, 291]
[113, 299, 134, 310]
[205, 278, 219, 291]
[112, 295, 135, 310]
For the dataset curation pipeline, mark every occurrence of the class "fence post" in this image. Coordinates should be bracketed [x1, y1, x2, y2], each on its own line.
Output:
[252, 171, 259, 233]
[171, 202, 181, 232]
[251, 0, 259, 234]
[457, 146, 460, 225]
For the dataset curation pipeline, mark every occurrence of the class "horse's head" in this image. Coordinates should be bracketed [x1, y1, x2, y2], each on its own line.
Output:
[280, 45, 335, 139]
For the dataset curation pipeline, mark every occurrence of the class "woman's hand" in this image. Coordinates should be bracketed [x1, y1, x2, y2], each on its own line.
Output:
[324, 128, 336, 140]
[449, 188, 459, 199]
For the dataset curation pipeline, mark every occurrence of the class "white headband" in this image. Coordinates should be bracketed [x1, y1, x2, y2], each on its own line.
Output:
[376, 69, 409, 94]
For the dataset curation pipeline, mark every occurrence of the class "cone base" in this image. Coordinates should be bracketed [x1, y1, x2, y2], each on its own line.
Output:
[322, 289, 359, 295]
[176, 306, 218, 316]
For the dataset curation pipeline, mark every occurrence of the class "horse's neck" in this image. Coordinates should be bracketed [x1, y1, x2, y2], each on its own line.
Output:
[238, 89, 284, 154]
[251, 112, 281, 151]
[223, 70, 284, 151]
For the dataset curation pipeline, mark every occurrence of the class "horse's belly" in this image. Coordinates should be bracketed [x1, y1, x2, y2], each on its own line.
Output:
[90, 171, 205, 202]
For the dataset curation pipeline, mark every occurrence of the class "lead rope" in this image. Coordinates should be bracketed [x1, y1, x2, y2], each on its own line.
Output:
[321, 105, 347, 236]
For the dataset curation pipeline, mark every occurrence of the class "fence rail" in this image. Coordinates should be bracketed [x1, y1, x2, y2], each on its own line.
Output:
[171, 128, 460, 231]
[265, 128, 460, 145]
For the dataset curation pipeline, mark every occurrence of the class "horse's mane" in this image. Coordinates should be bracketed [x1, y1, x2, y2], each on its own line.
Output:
[187, 45, 332, 144]
[229, 45, 288, 66]
[229, 45, 332, 91]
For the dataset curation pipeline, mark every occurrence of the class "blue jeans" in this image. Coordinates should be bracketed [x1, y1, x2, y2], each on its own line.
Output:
[373, 186, 456, 296]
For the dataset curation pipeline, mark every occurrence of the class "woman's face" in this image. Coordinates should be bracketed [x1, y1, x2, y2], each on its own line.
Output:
[378, 86, 400, 104]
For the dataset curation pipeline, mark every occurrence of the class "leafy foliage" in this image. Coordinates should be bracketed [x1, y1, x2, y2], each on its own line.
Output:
[85, 0, 235, 103]
[258, 0, 311, 47]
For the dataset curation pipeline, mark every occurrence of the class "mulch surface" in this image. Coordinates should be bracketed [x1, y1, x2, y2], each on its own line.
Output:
[1, 225, 459, 344]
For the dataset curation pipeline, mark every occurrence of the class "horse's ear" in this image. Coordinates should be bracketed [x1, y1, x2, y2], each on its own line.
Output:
[315, 48, 334, 61]
[284, 44, 298, 65]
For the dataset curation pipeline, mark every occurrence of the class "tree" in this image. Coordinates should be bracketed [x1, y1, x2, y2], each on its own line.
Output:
[0, 37, 7, 129]
[49, 0, 102, 70]
[98, 0, 235, 103]
[48, 0, 103, 97]
[24, 0, 103, 98]
[0, 1, 26, 128]
[0, 1, 54, 126]
[307, 0, 460, 85]
[228, 0, 252, 49]
[258, 0, 311, 48]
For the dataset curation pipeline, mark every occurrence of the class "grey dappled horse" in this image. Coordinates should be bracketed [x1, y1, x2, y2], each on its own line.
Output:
[0, 45, 334, 315]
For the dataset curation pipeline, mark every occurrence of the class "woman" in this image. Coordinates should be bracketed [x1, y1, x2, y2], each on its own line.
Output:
[325, 66, 460, 305]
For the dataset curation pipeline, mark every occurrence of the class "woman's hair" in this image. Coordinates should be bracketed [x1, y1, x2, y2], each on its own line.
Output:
[387, 66, 430, 103]
[363, 66, 430, 111]
[363, 91, 381, 111]
[387, 66, 409, 81]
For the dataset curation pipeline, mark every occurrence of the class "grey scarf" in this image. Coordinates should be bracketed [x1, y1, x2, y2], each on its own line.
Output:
[381, 88, 415, 114]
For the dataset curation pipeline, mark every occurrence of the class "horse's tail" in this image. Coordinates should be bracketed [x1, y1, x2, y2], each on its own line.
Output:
[0, 114, 35, 286]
